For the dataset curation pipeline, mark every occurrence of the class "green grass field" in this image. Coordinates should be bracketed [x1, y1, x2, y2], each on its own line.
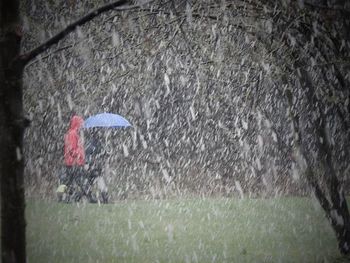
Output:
[26, 197, 348, 263]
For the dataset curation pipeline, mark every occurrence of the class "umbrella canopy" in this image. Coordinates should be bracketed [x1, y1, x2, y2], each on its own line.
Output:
[84, 113, 131, 128]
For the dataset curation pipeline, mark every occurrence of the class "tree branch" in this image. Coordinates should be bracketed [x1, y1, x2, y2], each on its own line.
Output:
[26, 44, 74, 68]
[19, 0, 133, 66]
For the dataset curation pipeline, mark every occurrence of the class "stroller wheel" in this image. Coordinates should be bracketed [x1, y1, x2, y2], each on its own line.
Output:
[101, 192, 109, 204]
[73, 192, 82, 202]
[87, 193, 98, 203]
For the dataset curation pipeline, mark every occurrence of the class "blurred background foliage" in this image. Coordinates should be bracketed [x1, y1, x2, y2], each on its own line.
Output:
[21, 0, 350, 200]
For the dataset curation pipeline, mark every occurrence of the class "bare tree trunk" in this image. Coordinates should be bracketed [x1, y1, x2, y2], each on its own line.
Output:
[287, 64, 350, 254]
[0, 0, 27, 262]
[303, 76, 350, 255]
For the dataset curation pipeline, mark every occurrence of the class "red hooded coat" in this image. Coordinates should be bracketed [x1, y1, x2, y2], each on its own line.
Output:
[64, 115, 85, 166]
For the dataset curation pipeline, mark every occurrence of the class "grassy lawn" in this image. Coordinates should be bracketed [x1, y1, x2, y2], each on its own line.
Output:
[26, 197, 346, 263]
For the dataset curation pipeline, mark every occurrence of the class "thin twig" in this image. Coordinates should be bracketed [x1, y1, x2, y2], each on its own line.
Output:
[26, 44, 74, 68]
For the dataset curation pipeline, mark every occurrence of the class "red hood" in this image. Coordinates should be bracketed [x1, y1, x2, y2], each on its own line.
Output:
[69, 115, 84, 131]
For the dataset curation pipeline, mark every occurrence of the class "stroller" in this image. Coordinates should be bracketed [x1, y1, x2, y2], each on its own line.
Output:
[57, 165, 109, 204]
[58, 126, 110, 203]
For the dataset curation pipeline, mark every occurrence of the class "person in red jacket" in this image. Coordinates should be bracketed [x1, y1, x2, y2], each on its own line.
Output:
[64, 115, 85, 166]
[64, 115, 85, 200]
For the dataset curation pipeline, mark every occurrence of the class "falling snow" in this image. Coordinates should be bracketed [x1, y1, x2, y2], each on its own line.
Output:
[16, 0, 350, 262]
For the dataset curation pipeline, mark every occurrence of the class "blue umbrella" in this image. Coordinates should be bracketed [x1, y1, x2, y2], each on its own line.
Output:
[84, 113, 131, 128]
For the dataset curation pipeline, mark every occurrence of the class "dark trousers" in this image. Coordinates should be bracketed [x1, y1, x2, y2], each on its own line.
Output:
[65, 166, 85, 194]
[66, 165, 84, 179]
